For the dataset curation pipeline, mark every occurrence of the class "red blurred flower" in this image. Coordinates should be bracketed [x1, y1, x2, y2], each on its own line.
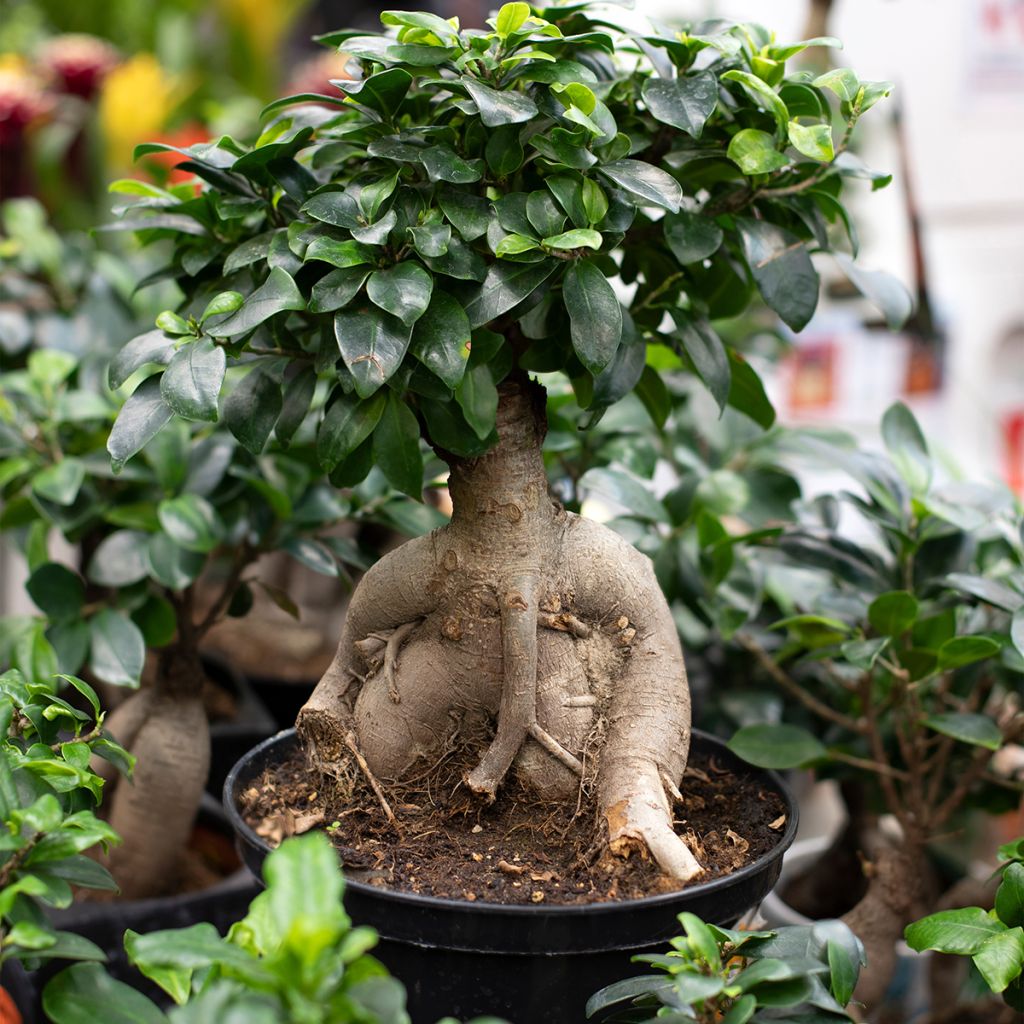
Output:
[143, 123, 210, 185]
[39, 34, 119, 101]
[0, 67, 53, 146]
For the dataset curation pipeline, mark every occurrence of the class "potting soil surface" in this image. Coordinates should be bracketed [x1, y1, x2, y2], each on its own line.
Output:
[240, 744, 788, 904]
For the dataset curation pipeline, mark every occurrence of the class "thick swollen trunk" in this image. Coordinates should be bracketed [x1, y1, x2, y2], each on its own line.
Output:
[841, 841, 928, 1013]
[94, 646, 210, 900]
[299, 374, 701, 881]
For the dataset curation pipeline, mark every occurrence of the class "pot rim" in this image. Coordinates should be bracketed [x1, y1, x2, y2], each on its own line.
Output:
[225, 726, 799, 917]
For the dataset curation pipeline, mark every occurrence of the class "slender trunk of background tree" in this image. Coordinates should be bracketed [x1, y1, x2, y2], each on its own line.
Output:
[94, 645, 209, 900]
[299, 372, 702, 881]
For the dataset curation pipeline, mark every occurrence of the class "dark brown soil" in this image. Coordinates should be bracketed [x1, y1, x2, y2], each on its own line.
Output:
[239, 744, 788, 905]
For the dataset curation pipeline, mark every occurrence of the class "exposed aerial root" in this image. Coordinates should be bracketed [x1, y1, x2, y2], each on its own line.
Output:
[605, 793, 704, 883]
[344, 730, 399, 830]
[528, 722, 584, 775]
[660, 768, 684, 804]
[538, 611, 591, 638]
[382, 620, 420, 704]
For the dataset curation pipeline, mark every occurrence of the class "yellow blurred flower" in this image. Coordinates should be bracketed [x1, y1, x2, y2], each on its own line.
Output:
[217, 0, 310, 62]
[99, 54, 188, 170]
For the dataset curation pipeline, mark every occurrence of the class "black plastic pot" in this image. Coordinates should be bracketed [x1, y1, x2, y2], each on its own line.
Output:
[243, 671, 317, 732]
[226, 728, 798, 1024]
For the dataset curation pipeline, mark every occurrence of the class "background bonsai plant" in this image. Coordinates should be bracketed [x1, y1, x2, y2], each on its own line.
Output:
[106, 0, 902, 884]
[723, 402, 1024, 1007]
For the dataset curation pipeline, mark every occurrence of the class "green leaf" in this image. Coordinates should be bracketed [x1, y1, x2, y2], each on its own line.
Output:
[88, 610, 145, 688]
[108, 376, 173, 468]
[721, 994, 756, 1024]
[411, 290, 471, 389]
[723, 69, 789, 137]
[373, 392, 423, 499]
[563, 261, 622, 375]
[275, 366, 317, 447]
[108, 332, 176, 390]
[317, 391, 386, 471]
[496, 234, 539, 257]
[380, 10, 459, 42]
[597, 159, 682, 213]
[974, 927, 1024, 994]
[32, 458, 86, 506]
[420, 145, 484, 184]
[834, 253, 913, 330]
[578, 467, 667, 523]
[200, 291, 244, 323]
[727, 352, 776, 428]
[464, 260, 557, 329]
[906, 908, 1006, 955]
[728, 128, 789, 174]
[828, 938, 858, 1005]
[663, 211, 723, 264]
[146, 534, 204, 590]
[27, 563, 85, 622]
[223, 369, 283, 454]
[737, 218, 819, 332]
[160, 339, 225, 422]
[463, 79, 538, 127]
[309, 266, 370, 315]
[814, 67, 860, 103]
[206, 268, 305, 337]
[408, 221, 452, 257]
[367, 262, 434, 326]
[788, 120, 834, 162]
[881, 400, 931, 492]
[88, 530, 151, 587]
[937, 636, 1001, 670]
[157, 494, 224, 553]
[641, 71, 718, 137]
[581, 178, 608, 225]
[334, 309, 413, 398]
[496, 2, 530, 37]
[674, 318, 730, 412]
[456, 364, 499, 440]
[945, 573, 1024, 613]
[304, 237, 376, 269]
[155, 310, 190, 336]
[923, 712, 1002, 750]
[43, 962, 170, 1023]
[868, 590, 918, 637]
[728, 723, 827, 769]
[335, 66, 412, 117]
[543, 228, 602, 251]
[772, 613, 852, 647]
[997, 863, 1024, 929]
[438, 188, 491, 241]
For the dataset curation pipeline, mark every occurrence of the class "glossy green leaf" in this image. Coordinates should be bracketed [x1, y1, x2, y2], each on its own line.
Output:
[905, 908, 1006, 955]
[27, 564, 85, 622]
[788, 120, 834, 161]
[43, 962, 168, 1024]
[597, 159, 682, 213]
[543, 228, 601, 251]
[420, 145, 484, 184]
[563, 261, 621, 375]
[206, 268, 305, 337]
[373, 392, 423, 499]
[455, 364, 499, 441]
[723, 69, 789, 136]
[463, 79, 538, 127]
[411, 290, 471, 388]
[641, 71, 717, 136]
[834, 253, 912, 330]
[146, 534, 204, 590]
[727, 351, 775, 428]
[317, 391, 386, 471]
[923, 712, 1002, 750]
[997, 863, 1024, 929]
[868, 590, 918, 637]
[464, 259, 557, 329]
[160, 339, 225, 422]
[974, 927, 1024, 993]
[578, 467, 667, 523]
[728, 723, 827, 769]
[367, 262, 434, 326]
[88, 610, 145, 688]
[88, 530, 151, 587]
[663, 211, 723, 264]
[937, 636, 1001, 670]
[108, 376, 173, 468]
[32, 458, 86, 506]
[334, 309, 413, 398]
[309, 267, 370, 314]
[335, 66, 412, 117]
[304, 238, 376, 269]
[728, 128, 789, 174]
[223, 369, 283, 454]
[157, 494, 224, 553]
[276, 366, 317, 447]
[738, 218, 818, 332]
[814, 67, 859, 102]
[674, 318, 730, 412]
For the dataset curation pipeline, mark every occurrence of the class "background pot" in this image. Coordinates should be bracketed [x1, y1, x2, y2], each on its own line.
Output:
[225, 728, 798, 1024]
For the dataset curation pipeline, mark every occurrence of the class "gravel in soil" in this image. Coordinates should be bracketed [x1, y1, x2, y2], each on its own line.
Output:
[239, 743, 788, 905]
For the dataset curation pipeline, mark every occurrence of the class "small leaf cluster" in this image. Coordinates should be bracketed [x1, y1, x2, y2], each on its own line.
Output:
[109, 1, 899, 495]
[0, 668, 130, 972]
[587, 912, 863, 1023]
[43, 832, 505, 1024]
[905, 837, 1024, 1010]
[722, 402, 1023, 836]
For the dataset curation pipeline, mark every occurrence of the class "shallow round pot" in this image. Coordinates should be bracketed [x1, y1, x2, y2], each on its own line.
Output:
[226, 728, 798, 1024]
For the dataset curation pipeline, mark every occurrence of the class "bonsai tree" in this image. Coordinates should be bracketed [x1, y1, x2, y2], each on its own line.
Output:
[107, 1, 899, 882]
[724, 404, 1024, 1005]
[0, 669, 130, 986]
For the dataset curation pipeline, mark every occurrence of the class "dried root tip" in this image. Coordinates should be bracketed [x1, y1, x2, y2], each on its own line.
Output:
[528, 722, 584, 775]
[343, 731, 400, 831]
[538, 611, 592, 638]
[463, 769, 499, 802]
[659, 768, 684, 804]
[563, 695, 598, 708]
[605, 797, 704, 883]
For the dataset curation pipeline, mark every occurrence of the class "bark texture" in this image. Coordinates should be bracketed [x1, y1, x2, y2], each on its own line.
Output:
[93, 647, 210, 899]
[299, 374, 701, 881]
